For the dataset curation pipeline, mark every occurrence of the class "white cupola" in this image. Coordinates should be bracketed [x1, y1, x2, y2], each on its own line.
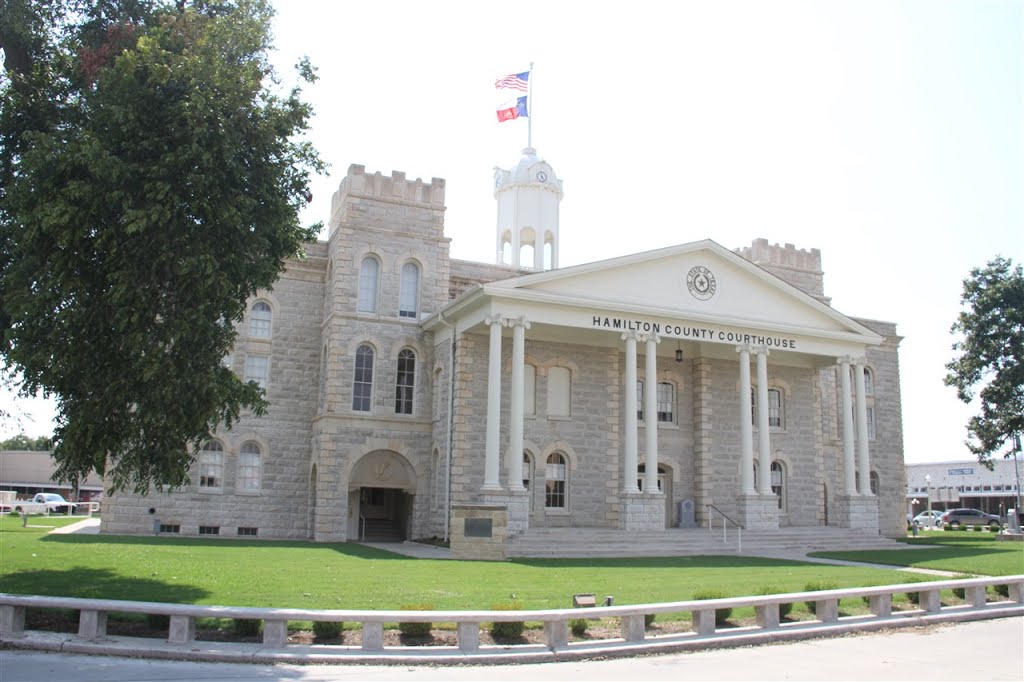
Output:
[493, 147, 563, 270]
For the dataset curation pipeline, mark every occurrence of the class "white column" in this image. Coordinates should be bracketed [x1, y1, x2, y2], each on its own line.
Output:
[483, 316, 503, 491]
[756, 348, 772, 496]
[854, 358, 872, 495]
[508, 317, 529, 491]
[644, 333, 660, 494]
[534, 234, 543, 270]
[623, 332, 640, 493]
[737, 345, 755, 495]
[838, 357, 856, 495]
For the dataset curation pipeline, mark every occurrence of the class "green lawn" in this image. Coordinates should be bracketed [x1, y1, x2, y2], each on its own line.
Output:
[811, 531, 1024, 576]
[1, 515, 916, 615]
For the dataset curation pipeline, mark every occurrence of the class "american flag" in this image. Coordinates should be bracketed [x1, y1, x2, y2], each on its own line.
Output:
[495, 71, 529, 92]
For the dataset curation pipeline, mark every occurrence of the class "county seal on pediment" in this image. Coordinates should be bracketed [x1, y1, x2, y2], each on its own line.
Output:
[686, 265, 717, 300]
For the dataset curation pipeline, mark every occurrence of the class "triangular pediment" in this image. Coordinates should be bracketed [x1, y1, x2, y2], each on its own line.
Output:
[483, 240, 873, 337]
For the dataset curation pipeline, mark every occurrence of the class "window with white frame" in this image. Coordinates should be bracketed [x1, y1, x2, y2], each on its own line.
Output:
[245, 355, 268, 390]
[767, 388, 783, 428]
[867, 406, 876, 439]
[238, 442, 262, 492]
[547, 366, 571, 418]
[863, 367, 874, 395]
[869, 470, 879, 495]
[357, 256, 379, 313]
[545, 452, 567, 509]
[395, 348, 415, 415]
[198, 441, 224, 490]
[524, 364, 536, 416]
[657, 381, 674, 423]
[399, 262, 420, 318]
[636, 379, 644, 421]
[249, 301, 272, 339]
[771, 461, 785, 510]
[352, 344, 374, 412]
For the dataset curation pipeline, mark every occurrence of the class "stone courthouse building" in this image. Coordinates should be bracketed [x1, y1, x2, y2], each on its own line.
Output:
[102, 149, 906, 554]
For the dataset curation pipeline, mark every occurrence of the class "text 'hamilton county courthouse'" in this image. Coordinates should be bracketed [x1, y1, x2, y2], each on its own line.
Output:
[103, 150, 906, 559]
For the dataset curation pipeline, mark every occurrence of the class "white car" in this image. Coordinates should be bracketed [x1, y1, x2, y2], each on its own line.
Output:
[911, 510, 943, 528]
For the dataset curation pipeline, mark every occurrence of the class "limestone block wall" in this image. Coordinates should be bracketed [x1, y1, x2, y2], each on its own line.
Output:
[706, 358, 821, 526]
[102, 257, 325, 539]
[452, 337, 624, 529]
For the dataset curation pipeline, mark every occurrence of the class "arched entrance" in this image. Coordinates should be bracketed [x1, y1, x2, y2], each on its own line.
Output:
[349, 450, 417, 542]
[638, 463, 674, 528]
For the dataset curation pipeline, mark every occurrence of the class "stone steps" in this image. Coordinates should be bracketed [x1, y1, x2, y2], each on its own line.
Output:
[507, 527, 909, 558]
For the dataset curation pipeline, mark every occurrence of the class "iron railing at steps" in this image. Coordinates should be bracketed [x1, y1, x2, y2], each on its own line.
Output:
[705, 504, 743, 552]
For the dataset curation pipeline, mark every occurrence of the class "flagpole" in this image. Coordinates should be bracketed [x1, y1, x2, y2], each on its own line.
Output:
[527, 61, 534, 149]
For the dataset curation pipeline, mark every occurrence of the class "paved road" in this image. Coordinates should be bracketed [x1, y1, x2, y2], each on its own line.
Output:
[2, 617, 1022, 681]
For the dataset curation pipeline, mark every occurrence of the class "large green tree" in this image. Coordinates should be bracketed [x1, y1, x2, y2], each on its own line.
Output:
[944, 256, 1024, 468]
[0, 0, 323, 492]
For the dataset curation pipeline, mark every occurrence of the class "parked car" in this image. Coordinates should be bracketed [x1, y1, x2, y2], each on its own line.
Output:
[940, 508, 1002, 529]
[911, 510, 944, 528]
[12, 493, 76, 515]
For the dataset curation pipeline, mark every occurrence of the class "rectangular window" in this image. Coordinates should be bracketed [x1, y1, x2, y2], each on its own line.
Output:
[524, 365, 536, 416]
[547, 367, 571, 418]
[768, 389, 782, 428]
[867, 406, 876, 439]
[636, 380, 644, 421]
[245, 355, 269, 390]
[159, 524, 180, 534]
[198, 526, 219, 535]
[237, 527, 258, 537]
[657, 382, 674, 423]
[198, 451, 223, 490]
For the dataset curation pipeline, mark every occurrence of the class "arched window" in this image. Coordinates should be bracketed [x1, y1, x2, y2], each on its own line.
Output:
[249, 301, 272, 339]
[771, 461, 786, 510]
[547, 366, 571, 418]
[522, 451, 533, 490]
[198, 441, 223, 490]
[863, 367, 874, 395]
[657, 381, 675, 423]
[767, 388, 783, 428]
[395, 348, 415, 415]
[869, 471, 879, 495]
[357, 256, 379, 313]
[352, 344, 374, 412]
[545, 453, 567, 509]
[238, 442, 262, 491]
[399, 262, 420, 318]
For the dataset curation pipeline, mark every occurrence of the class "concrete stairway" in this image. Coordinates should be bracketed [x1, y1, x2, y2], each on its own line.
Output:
[360, 518, 404, 543]
[506, 525, 910, 559]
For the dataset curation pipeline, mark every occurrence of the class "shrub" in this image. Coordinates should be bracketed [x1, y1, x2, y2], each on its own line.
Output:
[993, 583, 1010, 598]
[974, 525, 984, 532]
[644, 613, 656, 628]
[146, 613, 170, 631]
[692, 589, 732, 626]
[943, 523, 952, 531]
[951, 574, 973, 600]
[312, 620, 342, 641]
[756, 586, 792, 618]
[488, 601, 525, 641]
[232, 618, 261, 637]
[569, 618, 588, 637]
[398, 603, 433, 638]
[803, 581, 838, 615]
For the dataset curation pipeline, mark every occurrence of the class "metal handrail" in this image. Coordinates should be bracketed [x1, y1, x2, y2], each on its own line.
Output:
[705, 504, 743, 552]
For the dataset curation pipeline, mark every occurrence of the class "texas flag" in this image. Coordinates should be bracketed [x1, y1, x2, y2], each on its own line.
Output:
[497, 96, 528, 122]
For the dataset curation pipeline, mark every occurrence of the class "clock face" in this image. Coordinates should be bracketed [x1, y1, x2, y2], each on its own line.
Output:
[536, 171, 548, 183]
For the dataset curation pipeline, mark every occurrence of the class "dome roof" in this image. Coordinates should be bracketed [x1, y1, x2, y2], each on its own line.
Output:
[494, 147, 562, 195]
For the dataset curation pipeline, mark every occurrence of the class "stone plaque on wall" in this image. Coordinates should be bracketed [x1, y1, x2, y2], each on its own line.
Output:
[464, 517, 493, 538]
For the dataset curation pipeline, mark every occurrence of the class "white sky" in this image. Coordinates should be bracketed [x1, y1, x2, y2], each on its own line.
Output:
[2, 0, 1021, 466]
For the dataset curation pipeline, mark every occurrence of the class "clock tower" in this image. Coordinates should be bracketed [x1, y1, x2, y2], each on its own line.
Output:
[493, 147, 563, 270]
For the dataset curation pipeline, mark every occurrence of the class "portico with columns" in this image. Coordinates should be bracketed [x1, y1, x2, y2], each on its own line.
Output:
[425, 239, 887, 541]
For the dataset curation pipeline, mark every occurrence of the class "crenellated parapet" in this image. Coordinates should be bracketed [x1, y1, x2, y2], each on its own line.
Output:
[735, 238, 829, 304]
[329, 164, 446, 233]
